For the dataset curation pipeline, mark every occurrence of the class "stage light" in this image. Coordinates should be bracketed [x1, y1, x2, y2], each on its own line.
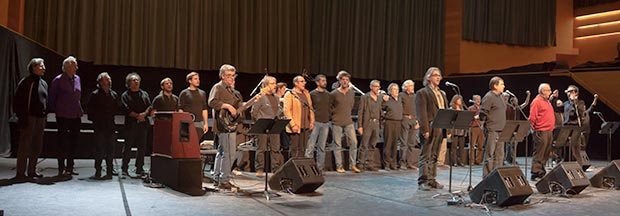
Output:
[575, 10, 620, 20]
[575, 31, 620, 40]
[577, 20, 620, 29]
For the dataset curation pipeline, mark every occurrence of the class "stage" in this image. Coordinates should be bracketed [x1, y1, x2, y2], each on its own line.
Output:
[1, 157, 619, 216]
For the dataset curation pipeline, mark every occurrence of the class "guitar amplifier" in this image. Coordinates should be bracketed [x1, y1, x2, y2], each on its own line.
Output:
[152, 112, 200, 159]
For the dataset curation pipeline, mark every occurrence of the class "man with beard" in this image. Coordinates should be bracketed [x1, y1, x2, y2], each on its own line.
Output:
[306, 74, 330, 172]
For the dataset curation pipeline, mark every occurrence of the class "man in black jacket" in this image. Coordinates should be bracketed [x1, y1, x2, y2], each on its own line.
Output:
[13, 58, 48, 182]
[415, 67, 448, 191]
[87, 72, 121, 180]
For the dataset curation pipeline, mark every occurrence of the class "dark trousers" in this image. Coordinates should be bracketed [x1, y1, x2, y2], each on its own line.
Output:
[482, 130, 504, 177]
[289, 129, 310, 158]
[16, 116, 46, 177]
[383, 120, 401, 169]
[531, 130, 553, 176]
[418, 127, 443, 185]
[255, 134, 283, 172]
[399, 118, 419, 167]
[359, 121, 380, 169]
[56, 117, 80, 173]
[122, 123, 148, 172]
[505, 141, 518, 164]
[94, 125, 116, 175]
[449, 135, 466, 165]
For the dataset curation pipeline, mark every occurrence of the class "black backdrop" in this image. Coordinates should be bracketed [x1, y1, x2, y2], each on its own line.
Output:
[2, 25, 620, 160]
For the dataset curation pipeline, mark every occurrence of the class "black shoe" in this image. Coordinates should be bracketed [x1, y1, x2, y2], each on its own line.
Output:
[101, 174, 113, 180]
[27, 172, 43, 178]
[66, 170, 79, 175]
[135, 169, 146, 176]
[429, 180, 444, 189]
[88, 175, 102, 180]
[11, 175, 32, 183]
[418, 183, 432, 191]
[367, 167, 379, 171]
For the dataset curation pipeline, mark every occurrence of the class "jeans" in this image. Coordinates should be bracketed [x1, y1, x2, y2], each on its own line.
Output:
[214, 132, 237, 182]
[332, 123, 358, 169]
[305, 122, 329, 170]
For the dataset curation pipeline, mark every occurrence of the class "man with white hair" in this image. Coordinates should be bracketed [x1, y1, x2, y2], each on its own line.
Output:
[48, 56, 83, 176]
[399, 80, 419, 170]
[529, 83, 555, 181]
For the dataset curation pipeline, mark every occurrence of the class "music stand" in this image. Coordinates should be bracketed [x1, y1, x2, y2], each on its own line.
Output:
[246, 118, 290, 200]
[554, 126, 582, 163]
[599, 122, 620, 162]
[497, 120, 530, 173]
[432, 109, 475, 204]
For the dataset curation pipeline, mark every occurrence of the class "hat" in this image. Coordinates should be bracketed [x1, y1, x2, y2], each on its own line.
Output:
[564, 85, 579, 94]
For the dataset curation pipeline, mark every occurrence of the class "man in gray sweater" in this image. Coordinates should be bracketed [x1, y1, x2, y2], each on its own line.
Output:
[330, 71, 361, 173]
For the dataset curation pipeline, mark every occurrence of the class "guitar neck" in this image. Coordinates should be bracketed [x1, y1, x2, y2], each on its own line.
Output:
[236, 93, 263, 114]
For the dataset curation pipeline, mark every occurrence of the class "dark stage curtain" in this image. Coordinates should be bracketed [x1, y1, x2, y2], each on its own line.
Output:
[23, 0, 444, 80]
[462, 0, 556, 47]
[0, 26, 64, 156]
[309, 0, 445, 80]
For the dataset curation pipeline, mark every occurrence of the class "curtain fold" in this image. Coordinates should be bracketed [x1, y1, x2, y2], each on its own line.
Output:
[462, 0, 556, 47]
[24, 0, 444, 80]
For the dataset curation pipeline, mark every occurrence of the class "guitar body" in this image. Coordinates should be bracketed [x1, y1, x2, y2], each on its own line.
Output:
[219, 109, 241, 132]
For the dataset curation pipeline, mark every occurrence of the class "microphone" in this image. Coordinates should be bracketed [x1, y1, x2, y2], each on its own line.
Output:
[593, 111, 601, 115]
[468, 99, 475, 103]
[380, 90, 387, 95]
[505, 90, 516, 97]
[445, 81, 458, 88]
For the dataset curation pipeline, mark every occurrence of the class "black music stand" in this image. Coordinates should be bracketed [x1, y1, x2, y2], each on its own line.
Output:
[246, 118, 290, 200]
[554, 126, 582, 163]
[432, 109, 475, 203]
[599, 122, 620, 162]
[497, 120, 530, 173]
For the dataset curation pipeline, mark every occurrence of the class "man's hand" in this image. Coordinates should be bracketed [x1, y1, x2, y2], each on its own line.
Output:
[358, 127, 363, 136]
[423, 132, 430, 139]
[292, 125, 300, 133]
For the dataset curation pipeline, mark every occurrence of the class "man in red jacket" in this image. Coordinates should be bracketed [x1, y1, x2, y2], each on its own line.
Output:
[529, 83, 556, 181]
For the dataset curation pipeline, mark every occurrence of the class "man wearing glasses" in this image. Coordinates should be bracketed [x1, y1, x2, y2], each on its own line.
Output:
[357, 80, 384, 171]
[415, 67, 448, 190]
[283, 76, 315, 158]
[208, 64, 242, 190]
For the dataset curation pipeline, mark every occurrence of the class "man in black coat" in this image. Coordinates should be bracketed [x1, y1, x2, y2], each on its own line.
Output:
[415, 67, 448, 191]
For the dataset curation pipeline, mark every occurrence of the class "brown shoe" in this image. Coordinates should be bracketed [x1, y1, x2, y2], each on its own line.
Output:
[407, 165, 418, 170]
[218, 181, 237, 190]
[350, 166, 361, 173]
[336, 168, 346, 173]
[255, 171, 265, 178]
